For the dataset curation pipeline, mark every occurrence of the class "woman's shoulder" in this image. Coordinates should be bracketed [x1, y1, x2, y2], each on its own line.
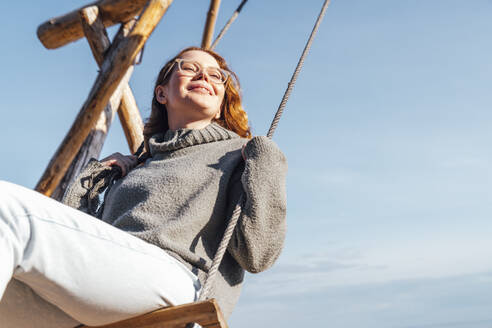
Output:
[243, 136, 286, 162]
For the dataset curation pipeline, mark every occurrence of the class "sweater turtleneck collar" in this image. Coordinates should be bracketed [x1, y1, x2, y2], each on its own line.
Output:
[149, 122, 240, 155]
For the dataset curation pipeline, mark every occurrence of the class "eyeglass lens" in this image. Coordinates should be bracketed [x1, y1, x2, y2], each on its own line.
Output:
[178, 60, 228, 84]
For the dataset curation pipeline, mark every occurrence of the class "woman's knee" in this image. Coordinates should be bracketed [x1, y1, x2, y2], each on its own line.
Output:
[0, 180, 14, 195]
[0, 181, 55, 218]
[0, 181, 34, 235]
[0, 181, 28, 200]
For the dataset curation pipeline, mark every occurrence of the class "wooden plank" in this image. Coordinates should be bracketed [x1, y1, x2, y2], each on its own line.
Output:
[35, 0, 172, 196]
[82, 299, 228, 328]
[37, 0, 148, 49]
[201, 0, 222, 49]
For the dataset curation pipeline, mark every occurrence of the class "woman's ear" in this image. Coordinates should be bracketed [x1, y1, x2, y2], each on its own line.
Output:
[155, 85, 167, 105]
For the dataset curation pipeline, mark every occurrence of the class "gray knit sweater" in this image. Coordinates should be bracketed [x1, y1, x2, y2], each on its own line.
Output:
[63, 123, 287, 317]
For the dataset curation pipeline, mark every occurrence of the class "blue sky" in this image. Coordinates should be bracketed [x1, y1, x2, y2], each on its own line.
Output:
[1, 0, 492, 327]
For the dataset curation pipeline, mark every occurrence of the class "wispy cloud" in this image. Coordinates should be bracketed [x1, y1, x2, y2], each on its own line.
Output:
[241, 248, 387, 298]
[239, 237, 492, 300]
[231, 271, 492, 328]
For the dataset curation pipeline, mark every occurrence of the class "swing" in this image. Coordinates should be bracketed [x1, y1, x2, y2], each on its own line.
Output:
[82, 300, 227, 328]
[35, 0, 331, 326]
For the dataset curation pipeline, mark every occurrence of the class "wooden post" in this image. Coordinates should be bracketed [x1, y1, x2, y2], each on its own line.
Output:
[80, 6, 114, 64]
[37, 0, 149, 49]
[201, 0, 221, 49]
[81, 12, 145, 154]
[36, 0, 173, 196]
[51, 8, 138, 200]
[111, 22, 145, 154]
[118, 86, 144, 153]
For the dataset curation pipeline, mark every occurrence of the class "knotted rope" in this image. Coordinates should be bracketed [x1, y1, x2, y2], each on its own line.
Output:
[199, 0, 332, 301]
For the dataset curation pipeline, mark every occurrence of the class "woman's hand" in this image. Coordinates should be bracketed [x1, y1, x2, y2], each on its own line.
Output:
[100, 152, 138, 177]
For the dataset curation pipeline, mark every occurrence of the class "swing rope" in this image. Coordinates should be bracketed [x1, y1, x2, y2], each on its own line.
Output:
[267, 0, 331, 139]
[210, 0, 249, 51]
[198, 0, 332, 301]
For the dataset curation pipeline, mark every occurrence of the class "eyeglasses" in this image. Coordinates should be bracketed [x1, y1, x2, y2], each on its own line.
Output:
[163, 58, 230, 84]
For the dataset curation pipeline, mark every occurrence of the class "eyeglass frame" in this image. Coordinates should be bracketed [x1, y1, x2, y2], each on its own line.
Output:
[162, 58, 231, 85]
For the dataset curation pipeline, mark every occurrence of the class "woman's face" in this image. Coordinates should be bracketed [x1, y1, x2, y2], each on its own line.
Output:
[155, 50, 226, 130]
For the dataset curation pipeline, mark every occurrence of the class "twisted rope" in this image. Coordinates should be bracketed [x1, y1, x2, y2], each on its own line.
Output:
[267, 0, 331, 139]
[210, 0, 248, 51]
[199, 0, 332, 301]
[198, 194, 244, 300]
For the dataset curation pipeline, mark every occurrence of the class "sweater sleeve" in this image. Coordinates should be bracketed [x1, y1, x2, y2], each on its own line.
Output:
[227, 136, 288, 273]
[62, 158, 115, 217]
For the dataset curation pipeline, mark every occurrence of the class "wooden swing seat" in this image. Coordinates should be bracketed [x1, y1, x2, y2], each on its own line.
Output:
[82, 299, 227, 328]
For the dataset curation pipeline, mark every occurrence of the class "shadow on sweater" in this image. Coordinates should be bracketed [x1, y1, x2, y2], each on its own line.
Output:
[189, 149, 245, 287]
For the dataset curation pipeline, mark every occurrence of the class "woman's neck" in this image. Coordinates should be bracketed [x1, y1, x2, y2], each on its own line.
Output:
[168, 118, 213, 131]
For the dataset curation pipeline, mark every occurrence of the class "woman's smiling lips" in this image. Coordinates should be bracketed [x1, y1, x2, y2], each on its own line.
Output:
[187, 82, 214, 95]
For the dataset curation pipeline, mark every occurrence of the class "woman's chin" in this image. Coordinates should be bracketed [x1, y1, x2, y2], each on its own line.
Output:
[187, 94, 217, 106]
[185, 99, 220, 114]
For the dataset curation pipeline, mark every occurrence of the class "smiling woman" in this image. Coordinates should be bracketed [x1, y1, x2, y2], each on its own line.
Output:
[0, 46, 287, 327]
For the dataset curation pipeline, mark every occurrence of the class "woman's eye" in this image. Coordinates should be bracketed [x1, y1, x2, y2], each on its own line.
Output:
[209, 71, 222, 80]
[182, 63, 197, 72]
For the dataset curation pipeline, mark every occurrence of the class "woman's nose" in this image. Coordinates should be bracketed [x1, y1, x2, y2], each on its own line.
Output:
[194, 70, 210, 82]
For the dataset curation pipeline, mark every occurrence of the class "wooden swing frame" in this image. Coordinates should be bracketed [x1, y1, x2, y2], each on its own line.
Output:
[35, 0, 222, 199]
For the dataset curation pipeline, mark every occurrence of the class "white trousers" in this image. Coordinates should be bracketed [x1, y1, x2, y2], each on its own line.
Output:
[0, 180, 201, 327]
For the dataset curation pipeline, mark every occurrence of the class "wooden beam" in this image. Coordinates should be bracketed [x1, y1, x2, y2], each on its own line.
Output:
[111, 22, 145, 154]
[118, 85, 144, 154]
[36, 0, 172, 196]
[50, 8, 137, 200]
[37, 0, 148, 49]
[80, 6, 113, 65]
[82, 299, 228, 328]
[81, 11, 144, 154]
[201, 0, 222, 49]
